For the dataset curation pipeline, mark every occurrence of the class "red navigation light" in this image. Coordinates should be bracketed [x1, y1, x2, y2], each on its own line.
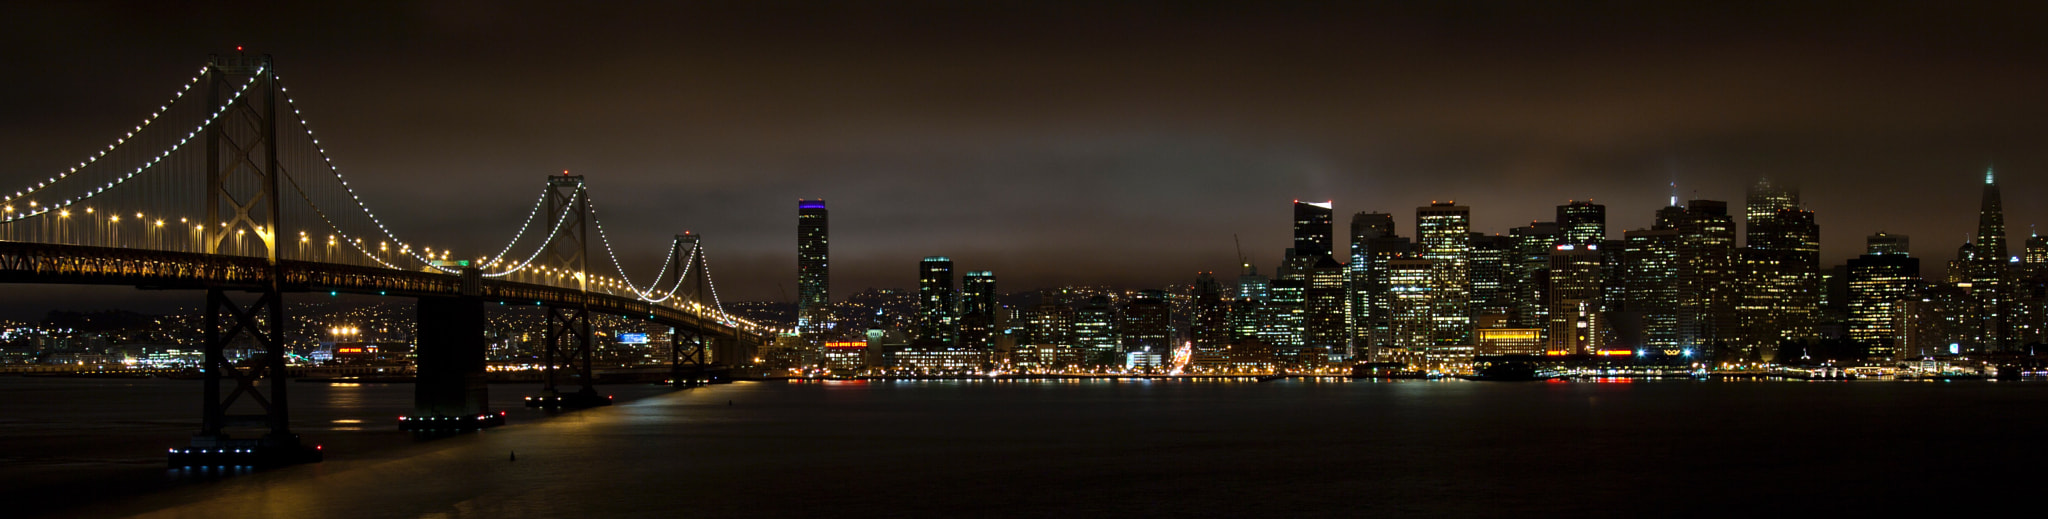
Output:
[235, 46, 243, 52]
[316, 445, 323, 450]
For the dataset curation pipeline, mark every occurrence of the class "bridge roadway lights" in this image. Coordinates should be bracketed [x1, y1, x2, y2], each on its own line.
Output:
[398, 411, 508, 432]
[168, 436, 323, 469]
[523, 390, 614, 410]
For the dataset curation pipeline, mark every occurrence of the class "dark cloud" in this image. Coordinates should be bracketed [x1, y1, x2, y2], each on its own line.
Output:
[3, 1, 2047, 313]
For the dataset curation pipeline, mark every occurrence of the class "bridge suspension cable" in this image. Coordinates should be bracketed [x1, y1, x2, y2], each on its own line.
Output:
[6, 65, 207, 205]
[3, 65, 261, 226]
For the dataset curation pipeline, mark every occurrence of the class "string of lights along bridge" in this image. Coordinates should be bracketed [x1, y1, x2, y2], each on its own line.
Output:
[0, 55, 776, 334]
[0, 53, 781, 468]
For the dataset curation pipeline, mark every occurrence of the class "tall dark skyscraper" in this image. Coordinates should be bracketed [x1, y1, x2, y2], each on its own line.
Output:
[915, 256, 956, 345]
[1557, 200, 1606, 246]
[1303, 255, 1349, 358]
[959, 270, 998, 350]
[1972, 167, 2011, 351]
[1191, 272, 1230, 352]
[1469, 233, 1516, 319]
[1293, 201, 1335, 261]
[1348, 212, 1399, 348]
[1675, 200, 1738, 358]
[797, 199, 829, 331]
[1509, 221, 1560, 333]
[1120, 290, 1173, 356]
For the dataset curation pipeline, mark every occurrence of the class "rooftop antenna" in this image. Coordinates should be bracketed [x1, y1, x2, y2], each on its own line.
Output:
[1668, 181, 1678, 207]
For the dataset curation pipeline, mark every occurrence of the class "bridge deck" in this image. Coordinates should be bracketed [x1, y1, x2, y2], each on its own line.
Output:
[0, 240, 750, 339]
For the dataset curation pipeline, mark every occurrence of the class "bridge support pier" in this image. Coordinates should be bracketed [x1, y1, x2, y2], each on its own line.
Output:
[527, 304, 612, 409]
[402, 295, 504, 431]
[169, 288, 322, 468]
[671, 327, 707, 388]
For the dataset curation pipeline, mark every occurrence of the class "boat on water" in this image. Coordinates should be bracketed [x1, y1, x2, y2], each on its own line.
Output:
[1348, 362, 1437, 380]
[1458, 355, 1557, 381]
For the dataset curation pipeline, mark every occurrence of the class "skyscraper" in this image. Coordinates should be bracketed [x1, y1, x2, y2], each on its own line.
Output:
[2016, 235, 2048, 346]
[1469, 234, 1516, 320]
[1348, 212, 1402, 349]
[959, 271, 998, 350]
[1547, 243, 1606, 354]
[797, 199, 829, 331]
[1294, 201, 1335, 261]
[1232, 263, 1271, 343]
[1675, 200, 1738, 359]
[1417, 202, 1472, 349]
[1075, 295, 1119, 352]
[1303, 256, 1348, 359]
[1866, 232, 1910, 256]
[1509, 221, 1560, 333]
[1386, 258, 1437, 352]
[1739, 179, 1820, 357]
[915, 257, 956, 345]
[1120, 290, 1173, 356]
[1191, 272, 1230, 353]
[1971, 167, 2011, 351]
[1557, 200, 1606, 247]
[1622, 225, 1682, 351]
[1847, 235, 1919, 360]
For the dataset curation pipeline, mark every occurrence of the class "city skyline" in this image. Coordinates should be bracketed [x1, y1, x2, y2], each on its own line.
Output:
[4, 3, 2048, 311]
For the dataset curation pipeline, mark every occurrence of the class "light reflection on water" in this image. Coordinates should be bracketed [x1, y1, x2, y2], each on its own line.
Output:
[14, 379, 2048, 517]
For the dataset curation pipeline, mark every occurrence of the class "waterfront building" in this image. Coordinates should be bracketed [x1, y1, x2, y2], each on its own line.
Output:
[1417, 202, 1473, 348]
[1476, 328, 1544, 356]
[1847, 235, 1920, 360]
[822, 341, 868, 372]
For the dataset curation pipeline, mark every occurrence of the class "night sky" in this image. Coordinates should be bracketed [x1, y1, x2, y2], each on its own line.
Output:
[3, 2, 2047, 316]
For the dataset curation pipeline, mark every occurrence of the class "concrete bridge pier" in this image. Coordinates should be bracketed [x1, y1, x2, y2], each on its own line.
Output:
[401, 292, 503, 431]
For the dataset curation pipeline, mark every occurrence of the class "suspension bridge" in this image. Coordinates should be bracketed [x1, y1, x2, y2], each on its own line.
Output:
[0, 54, 780, 468]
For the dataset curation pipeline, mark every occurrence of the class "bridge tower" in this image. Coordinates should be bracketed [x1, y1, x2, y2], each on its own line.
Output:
[528, 174, 610, 408]
[667, 233, 712, 387]
[172, 54, 322, 467]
